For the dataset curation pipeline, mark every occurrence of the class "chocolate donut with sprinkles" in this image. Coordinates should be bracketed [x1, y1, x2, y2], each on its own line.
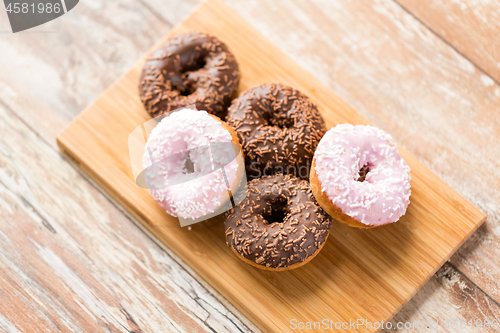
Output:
[226, 83, 326, 180]
[139, 32, 240, 119]
[224, 174, 332, 271]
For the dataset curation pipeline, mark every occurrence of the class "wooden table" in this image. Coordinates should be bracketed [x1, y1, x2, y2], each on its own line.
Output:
[0, 0, 499, 332]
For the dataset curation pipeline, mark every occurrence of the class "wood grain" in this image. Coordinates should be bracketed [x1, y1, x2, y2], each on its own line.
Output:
[221, 0, 500, 314]
[57, 1, 486, 332]
[396, 0, 500, 84]
[384, 263, 500, 333]
[0, 101, 253, 332]
[1, 0, 500, 331]
[0, 0, 172, 148]
[0, 1, 258, 332]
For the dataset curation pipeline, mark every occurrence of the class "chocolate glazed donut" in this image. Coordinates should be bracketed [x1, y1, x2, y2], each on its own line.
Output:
[226, 83, 326, 180]
[224, 174, 332, 271]
[139, 32, 240, 119]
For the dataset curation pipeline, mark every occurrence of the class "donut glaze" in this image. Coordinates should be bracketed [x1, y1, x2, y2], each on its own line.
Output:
[225, 174, 332, 271]
[226, 83, 326, 180]
[311, 124, 411, 227]
[142, 108, 243, 220]
[139, 32, 240, 119]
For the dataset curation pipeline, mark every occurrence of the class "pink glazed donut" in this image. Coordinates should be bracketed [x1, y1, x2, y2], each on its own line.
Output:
[142, 108, 244, 220]
[310, 124, 411, 228]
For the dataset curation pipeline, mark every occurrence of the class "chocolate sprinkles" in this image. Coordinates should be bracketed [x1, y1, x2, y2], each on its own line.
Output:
[224, 174, 332, 270]
[226, 83, 326, 180]
[139, 32, 240, 119]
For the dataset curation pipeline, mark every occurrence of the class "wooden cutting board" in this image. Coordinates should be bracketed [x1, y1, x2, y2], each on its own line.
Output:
[57, 0, 486, 331]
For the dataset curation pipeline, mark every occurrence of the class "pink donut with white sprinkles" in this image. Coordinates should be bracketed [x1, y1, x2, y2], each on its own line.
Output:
[142, 108, 243, 220]
[310, 124, 411, 228]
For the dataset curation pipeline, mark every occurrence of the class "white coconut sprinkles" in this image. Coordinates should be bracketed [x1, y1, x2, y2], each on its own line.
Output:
[313, 124, 411, 226]
[142, 108, 239, 219]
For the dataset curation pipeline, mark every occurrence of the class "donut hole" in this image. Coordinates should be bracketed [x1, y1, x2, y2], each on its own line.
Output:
[178, 75, 199, 96]
[179, 86, 196, 97]
[183, 156, 195, 174]
[262, 198, 288, 224]
[262, 112, 294, 130]
[182, 57, 207, 73]
[178, 59, 208, 96]
[357, 164, 371, 182]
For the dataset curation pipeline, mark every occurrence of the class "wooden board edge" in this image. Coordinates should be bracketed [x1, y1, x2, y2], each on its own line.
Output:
[59, 127, 264, 327]
[55, 0, 215, 143]
[56, 135, 276, 332]
[56, 133, 488, 333]
[54, 0, 489, 331]
[382, 212, 486, 328]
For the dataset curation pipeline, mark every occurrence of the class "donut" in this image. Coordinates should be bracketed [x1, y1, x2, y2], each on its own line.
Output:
[226, 83, 326, 180]
[224, 174, 332, 271]
[139, 32, 240, 119]
[142, 108, 245, 220]
[310, 124, 411, 228]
